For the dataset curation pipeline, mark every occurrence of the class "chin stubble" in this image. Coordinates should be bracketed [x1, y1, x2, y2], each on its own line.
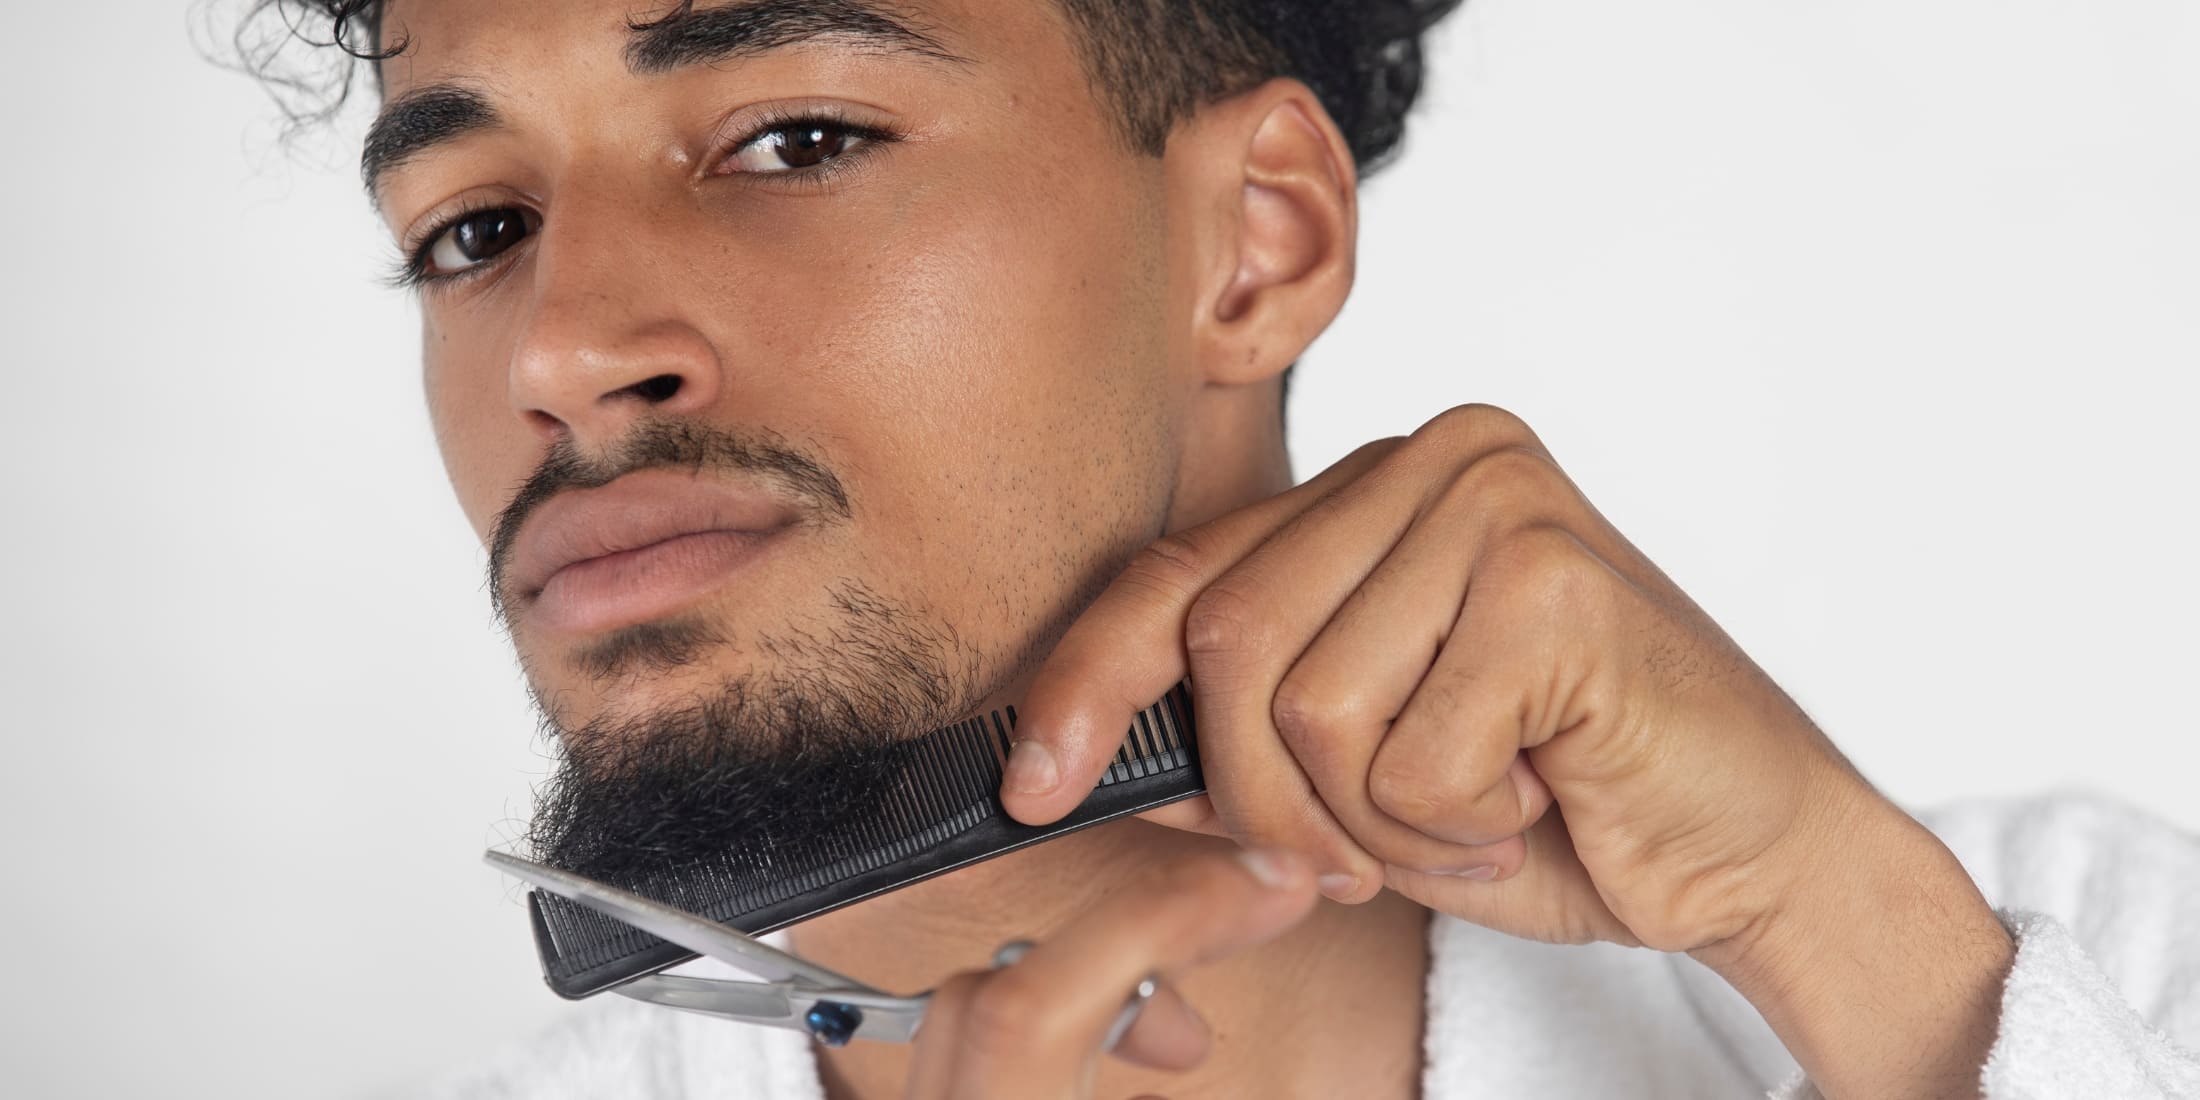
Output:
[522, 578, 991, 886]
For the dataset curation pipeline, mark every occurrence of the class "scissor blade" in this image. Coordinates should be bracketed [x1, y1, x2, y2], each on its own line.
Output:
[618, 973, 799, 1025]
[484, 849, 874, 993]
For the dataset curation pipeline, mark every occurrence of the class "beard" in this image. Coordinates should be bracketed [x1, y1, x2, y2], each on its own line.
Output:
[489, 421, 996, 887]
[521, 593, 988, 887]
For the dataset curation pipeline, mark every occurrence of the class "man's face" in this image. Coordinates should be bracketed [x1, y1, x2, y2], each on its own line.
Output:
[373, 0, 1193, 771]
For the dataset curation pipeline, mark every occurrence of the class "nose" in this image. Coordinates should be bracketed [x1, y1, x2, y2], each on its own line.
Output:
[506, 217, 724, 447]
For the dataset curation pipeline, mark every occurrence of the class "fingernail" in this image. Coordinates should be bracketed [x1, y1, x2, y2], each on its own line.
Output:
[1317, 873, 1360, 900]
[1004, 739, 1058, 794]
[1236, 847, 1296, 888]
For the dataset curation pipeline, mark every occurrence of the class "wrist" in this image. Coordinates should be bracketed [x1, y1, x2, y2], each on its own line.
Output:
[1691, 784, 2014, 1100]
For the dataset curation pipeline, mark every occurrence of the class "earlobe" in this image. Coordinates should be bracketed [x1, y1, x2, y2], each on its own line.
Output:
[1190, 83, 1358, 388]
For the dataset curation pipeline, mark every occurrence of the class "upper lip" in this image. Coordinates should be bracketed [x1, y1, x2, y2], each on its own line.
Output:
[505, 468, 805, 603]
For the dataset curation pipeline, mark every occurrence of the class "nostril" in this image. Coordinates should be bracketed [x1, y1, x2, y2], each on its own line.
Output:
[625, 374, 683, 403]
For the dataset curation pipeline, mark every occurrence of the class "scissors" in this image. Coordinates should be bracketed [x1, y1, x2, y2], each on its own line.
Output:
[485, 850, 1157, 1050]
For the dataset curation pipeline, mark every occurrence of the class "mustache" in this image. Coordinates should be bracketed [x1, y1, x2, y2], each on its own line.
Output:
[486, 420, 851, 621]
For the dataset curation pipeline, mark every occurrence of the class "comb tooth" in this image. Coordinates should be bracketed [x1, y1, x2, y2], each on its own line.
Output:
[1159, 687, 1187, 765]
[905, 750, 943, 861]
[985, 712, 1014, 804]
[935, 722, 975, 837]
[906, 731, 951, 841]
[973, 714, 1001, 794]
[876, 748, 916, 868]
[1130, 707, 1161, 777]
[944, 718, 974, 807]
[980, 714, 1006, 793]
[1119, 723, 1138, 774]
[934, 719, 971, 819]
[973, 715, 1002, 817]
[1149, 704, 1171, 769]
[1161, 690, 1179, 761]
[954, 717, 985, 796]
[823, 779, 862, 885]
[987, 708, 1014, 765]
[949, 721, 988, 835]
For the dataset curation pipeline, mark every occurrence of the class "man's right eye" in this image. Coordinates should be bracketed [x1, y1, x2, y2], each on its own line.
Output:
[419, 206, 533, 281]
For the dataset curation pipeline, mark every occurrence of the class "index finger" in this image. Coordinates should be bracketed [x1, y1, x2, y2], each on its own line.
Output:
[1004, 439, 1401, 825]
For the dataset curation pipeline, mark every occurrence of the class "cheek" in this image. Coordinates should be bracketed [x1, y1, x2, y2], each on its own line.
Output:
[747, 156, 1179, 629]
[421, 315, 522, 542]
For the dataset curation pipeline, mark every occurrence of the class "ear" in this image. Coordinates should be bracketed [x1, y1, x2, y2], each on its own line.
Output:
[1168, 79, 1358, 388]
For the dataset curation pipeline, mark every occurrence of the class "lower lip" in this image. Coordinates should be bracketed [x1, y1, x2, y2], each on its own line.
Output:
[529, 529, 783, 636]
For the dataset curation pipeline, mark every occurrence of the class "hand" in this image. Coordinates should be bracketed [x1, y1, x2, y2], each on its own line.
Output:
[1005, 405, 2013, 1098]
[902, 847, 1318, 1100]
[1006, 403, 1844, 950]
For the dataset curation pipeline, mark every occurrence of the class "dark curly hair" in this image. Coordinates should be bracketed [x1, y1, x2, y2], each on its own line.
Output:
[232, 0, 1465, 175]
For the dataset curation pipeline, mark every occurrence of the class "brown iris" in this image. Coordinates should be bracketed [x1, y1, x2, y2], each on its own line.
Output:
[772, 125, 847, 169]
[451, 209, 527, 264]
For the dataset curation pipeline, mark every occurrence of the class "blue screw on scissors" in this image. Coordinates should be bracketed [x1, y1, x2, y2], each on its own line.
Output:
[486, 850, 1158, 1049]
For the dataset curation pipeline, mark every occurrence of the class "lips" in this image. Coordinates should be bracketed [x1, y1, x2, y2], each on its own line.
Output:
[505, 468, 805, 636]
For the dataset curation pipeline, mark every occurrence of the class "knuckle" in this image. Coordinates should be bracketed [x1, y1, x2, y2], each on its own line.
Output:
[1268, 677, 1328, 743]
[1184, 580, 1265, 660]
[1371, 752, 1526, 845]
[1491, 525, 1612, 612]
[1270, 678, 1373, 764]
[1416, 403, 1537, 451]
[1441, 444, 1565, 518]
[1461, 781, 1531, 839]
[1125, 533, 1213, 598]
[1470, 443, 1563, 492]
[1367, 758, 1455, 831]
[1340, 435, 1411, 470]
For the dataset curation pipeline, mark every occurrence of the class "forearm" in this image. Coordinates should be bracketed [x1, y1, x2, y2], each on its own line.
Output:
[1694, 789, 2015, 1099]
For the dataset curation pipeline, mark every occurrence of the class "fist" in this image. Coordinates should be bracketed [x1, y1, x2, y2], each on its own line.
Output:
[1007, 404, 1880, 955]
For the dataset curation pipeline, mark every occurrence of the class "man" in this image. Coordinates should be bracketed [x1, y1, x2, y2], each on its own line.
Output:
[238, 0, 2200, 1096]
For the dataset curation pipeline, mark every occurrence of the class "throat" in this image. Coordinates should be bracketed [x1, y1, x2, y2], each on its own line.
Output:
[789, 819, 1433, 1100]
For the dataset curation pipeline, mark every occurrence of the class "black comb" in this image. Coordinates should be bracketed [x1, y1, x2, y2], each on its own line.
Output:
[526, 681, 1204, 998]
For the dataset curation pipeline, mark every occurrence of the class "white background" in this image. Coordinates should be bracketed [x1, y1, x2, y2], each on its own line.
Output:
[1, 0, 2193, 1096]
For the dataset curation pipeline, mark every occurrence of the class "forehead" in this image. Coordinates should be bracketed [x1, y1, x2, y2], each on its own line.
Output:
[374, 0, 1062, 97]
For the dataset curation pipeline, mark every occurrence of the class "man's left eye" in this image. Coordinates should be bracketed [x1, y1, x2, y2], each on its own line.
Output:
[725, 123, 868, 173]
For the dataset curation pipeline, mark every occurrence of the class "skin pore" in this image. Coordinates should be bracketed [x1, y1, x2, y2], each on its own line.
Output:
[379, 0, 1429, 1096]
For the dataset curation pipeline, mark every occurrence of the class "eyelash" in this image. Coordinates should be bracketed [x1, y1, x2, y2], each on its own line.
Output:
[386, 108, 903, 294]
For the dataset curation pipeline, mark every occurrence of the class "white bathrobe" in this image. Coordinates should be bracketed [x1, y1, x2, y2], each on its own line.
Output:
[428, 795, 2200, 1098]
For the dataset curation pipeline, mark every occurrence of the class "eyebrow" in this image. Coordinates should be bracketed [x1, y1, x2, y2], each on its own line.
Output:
[361, 84, 498, 195]
[361, 0, 965, 199]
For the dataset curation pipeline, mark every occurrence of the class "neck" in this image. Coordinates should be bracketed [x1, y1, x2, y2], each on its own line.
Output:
[799, 384, 1392, 1096]
[789, 819, 1431, 1099]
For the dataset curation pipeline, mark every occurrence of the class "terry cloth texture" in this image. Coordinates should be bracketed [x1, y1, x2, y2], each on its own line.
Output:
[424, 794, 2200, 1098]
